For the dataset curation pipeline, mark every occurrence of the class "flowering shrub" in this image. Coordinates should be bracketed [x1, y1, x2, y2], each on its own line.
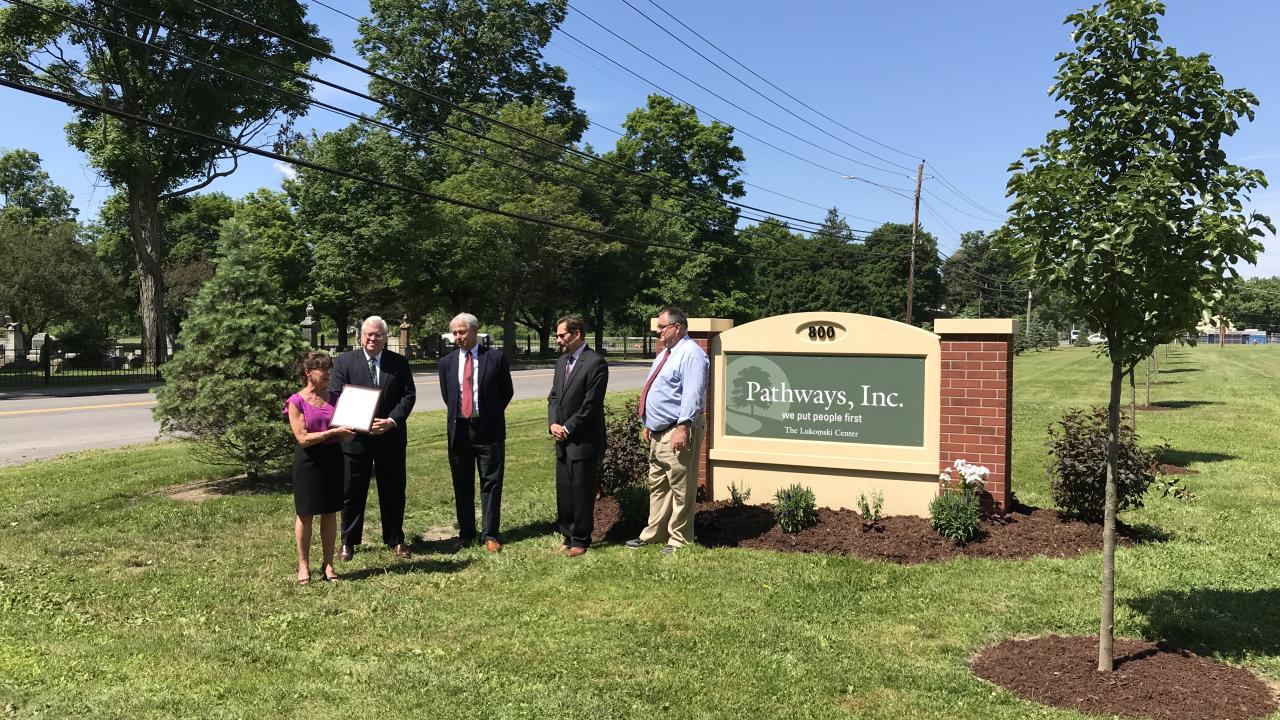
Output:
[773, 484, 817, 533]
[931, 459, 988, 544]
[938, 459, 990, 492]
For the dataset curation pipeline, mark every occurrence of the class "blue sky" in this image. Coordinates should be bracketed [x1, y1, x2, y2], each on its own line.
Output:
[2, 1, 1277, 275]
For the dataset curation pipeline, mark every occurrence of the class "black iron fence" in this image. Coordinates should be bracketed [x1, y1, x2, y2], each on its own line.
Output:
[0, 343, 163, 389]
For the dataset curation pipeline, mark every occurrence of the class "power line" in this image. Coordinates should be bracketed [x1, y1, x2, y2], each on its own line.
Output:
[615, 0, 915, 174]
[926, 161, 1006, 220]
[21, 0, 901, 264]
[637, 0, 1007, 227]
[566, 2, 910, 179]
[0, 75, 906, 267]
[83, 0, 886, 245]
[189, 0, 899, 240]
[642, 0, 919, 162]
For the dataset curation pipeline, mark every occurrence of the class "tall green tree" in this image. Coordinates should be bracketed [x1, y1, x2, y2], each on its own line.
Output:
[234, 189, 310, 320]
[743, 213, 867, 318]
[1220, 276, 1280, 333]
[0, 217, 114, 343]
[1005, 0, 1271, 671]
[0, 149, 112, 344]
[357, 0, 585, 140]
[0, 148, 74, 221]
[859, 222, 942, 323]
[154, 218, 307, 480]
[940, 229, 1028, 319]
[286, 125, 438, 346]
[0, 1, 330, 361]
[602, 95, 747, 326]
[434, 102, 608, 356]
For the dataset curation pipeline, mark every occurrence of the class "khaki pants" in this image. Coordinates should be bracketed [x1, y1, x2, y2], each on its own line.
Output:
[639, 420, 704, 548]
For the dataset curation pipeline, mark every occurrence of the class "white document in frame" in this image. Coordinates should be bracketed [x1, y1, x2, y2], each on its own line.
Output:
[331, 384, 382, 433]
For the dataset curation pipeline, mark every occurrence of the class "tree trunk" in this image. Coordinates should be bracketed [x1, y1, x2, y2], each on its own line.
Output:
[1098, 357, 1122, 672]
[1145, 357, 1151, 406]
[127, 179, 166, 364]
[333, 312, 349, 349]
[502, 300, 517, 359]
[1128, 368, 1137, 431]
[539, 307, 553, 354]
[594, 299, 605, 353]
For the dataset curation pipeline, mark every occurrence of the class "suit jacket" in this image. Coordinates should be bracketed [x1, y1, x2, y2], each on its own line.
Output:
[547, 347, 608, 461]
[438, 345, 514, 447]
[330, 348, 416, 448]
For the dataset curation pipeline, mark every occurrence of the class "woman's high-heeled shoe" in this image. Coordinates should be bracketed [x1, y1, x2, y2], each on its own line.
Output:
[322, 562, 339, 582]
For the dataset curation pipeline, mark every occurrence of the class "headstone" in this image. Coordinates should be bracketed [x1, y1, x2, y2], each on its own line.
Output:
[29, 332, 54, 363]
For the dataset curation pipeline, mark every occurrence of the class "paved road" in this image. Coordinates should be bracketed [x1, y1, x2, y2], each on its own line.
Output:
[0, 362, 653, 468]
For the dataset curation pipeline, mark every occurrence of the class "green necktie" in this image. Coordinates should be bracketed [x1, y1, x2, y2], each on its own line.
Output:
[367, 357, 377, 387]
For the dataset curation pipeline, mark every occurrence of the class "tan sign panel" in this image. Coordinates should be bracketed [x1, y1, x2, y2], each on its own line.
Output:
[710, 313, 941, 516]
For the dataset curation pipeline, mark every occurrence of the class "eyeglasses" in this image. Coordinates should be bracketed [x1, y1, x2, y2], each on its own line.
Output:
[555, 331, 574, 339]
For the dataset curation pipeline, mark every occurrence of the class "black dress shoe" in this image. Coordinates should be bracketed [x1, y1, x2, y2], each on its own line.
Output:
[339, 545, 355, 562]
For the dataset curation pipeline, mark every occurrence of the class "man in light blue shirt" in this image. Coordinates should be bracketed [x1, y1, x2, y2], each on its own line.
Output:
[626, 306, 709, 555]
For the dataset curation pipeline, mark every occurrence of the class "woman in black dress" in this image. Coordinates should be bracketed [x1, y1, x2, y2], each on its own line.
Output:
[285, 351, 354, 585]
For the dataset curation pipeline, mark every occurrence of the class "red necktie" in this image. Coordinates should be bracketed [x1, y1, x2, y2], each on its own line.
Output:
[637, 349, 670, 420]
[461, 351, 474, 418]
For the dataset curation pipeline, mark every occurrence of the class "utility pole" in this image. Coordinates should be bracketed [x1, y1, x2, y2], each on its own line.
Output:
[906, 160, 924, 325]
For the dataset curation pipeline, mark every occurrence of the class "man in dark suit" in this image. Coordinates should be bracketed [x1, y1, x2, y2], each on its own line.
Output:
[438, 312, 514, 552]
[547, 315, 609, 557]
[330, 315, 417, 560]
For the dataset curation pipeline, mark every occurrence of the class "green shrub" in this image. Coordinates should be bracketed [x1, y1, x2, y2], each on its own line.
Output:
[728, 481, 751, 506]
[614, 483, 649, 523]
[154, 220, 305, 479]
[857, 489, 884, 531]
[599, 397, 647, 498]
[929, 490, 982, 544]
[1046, 406, 1163, 521]
[773, 484, 817, 533]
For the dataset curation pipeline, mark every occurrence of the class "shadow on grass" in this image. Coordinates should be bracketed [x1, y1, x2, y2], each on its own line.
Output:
[1159, 449, 1236, 467]
[1156, 367, 1199, 374]
[1148, 400, 1221, 409]
[1117, 521, 1172, 544]
[1128, 588, 1280, 662]
[341, 557, 473, 581]
[204, 472, 292, 496]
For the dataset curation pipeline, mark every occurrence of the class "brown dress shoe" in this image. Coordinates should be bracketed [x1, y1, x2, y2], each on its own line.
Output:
[566, 546, 587, 558]
[485, 539, 502, 553]
[339, 545, 355, 562]
[393, 544, 410, 559]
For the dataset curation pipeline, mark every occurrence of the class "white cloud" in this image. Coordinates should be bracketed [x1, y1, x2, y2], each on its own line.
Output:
[272, 161, 297, 180]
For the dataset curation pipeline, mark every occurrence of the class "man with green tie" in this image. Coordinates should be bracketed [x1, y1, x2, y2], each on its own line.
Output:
[330, 316, 417, 561]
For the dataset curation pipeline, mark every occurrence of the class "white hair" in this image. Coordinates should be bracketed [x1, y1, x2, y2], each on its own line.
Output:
[361, 315, 389, 335]
[450, 312, 479, 331]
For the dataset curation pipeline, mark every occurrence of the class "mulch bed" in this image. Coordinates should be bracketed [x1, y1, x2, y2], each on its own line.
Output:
[594, 497, 1274, 719]
[973, 635, 1278, 720]
[592, 496, 1145, 564]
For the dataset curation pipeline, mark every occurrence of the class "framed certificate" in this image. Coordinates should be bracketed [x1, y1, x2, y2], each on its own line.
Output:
[331, 385, 382, 432]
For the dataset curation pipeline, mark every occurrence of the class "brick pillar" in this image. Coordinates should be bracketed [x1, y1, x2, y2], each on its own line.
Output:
[651, 317, 734, 500]
[934, 319, 1016, 511]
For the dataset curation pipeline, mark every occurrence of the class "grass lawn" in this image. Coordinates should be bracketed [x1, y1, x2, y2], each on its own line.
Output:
[2, 345, 1279, 719]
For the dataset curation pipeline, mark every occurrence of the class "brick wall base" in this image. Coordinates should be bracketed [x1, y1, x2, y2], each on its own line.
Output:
[938, 332, 1014, 510]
